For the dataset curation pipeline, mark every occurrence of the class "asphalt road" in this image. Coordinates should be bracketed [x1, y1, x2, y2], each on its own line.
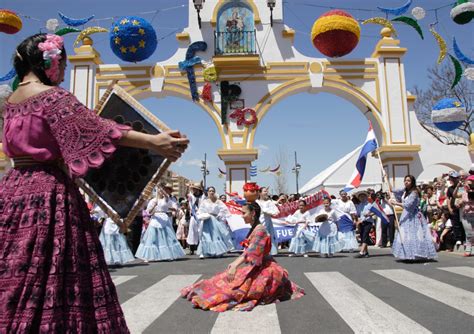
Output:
[109, 248, 474, 334]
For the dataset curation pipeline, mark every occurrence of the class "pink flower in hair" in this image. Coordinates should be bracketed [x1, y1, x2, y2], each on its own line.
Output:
[38, 34, 64, 83]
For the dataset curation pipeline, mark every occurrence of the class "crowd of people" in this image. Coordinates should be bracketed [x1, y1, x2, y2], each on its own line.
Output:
[88, 166, 474, 267]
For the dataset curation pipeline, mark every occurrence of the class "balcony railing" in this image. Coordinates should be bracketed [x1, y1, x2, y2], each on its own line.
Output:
[214, 30, 257, 55]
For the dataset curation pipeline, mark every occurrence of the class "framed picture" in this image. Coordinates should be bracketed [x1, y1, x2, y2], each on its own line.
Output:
[230, 99, 244, 110]
[77, 83, 172, 226]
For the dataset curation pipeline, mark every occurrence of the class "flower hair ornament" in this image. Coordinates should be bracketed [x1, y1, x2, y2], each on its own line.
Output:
[38, 34, 64, 83]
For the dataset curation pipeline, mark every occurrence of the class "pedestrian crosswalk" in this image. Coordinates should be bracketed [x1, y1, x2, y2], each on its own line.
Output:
[111, 266, 474, 334]
[305, 272, 431, 333]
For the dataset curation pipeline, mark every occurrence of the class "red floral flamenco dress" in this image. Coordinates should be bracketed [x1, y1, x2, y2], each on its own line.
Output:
[0, 87, 130, 333]
[181, 224, 305, 312]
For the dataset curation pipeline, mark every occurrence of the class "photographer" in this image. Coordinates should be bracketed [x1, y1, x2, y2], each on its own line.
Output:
[457, 174, 474, 256]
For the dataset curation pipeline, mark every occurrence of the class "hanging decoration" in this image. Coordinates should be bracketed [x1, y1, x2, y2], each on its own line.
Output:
[448, 54, 463, 89]
[269, 164, 281, 173]
[74, 26, 108, 47]
[464, 67, 474, 80]
[430, 27, 447, 65]
[431, 98, 467, 131]
[362, 17, 397, 37]
[110, 16, 157, 62]
[311, 9, 360, 58]
[411, 7, 426, 20]
[55, 27, 81, 36]
[179, 41, 207, 101]
[218, 168, 226, 175]
[220, 81, 242, 124]
[0, 9, 22, 34]
[453, 37, 474, 65]
[377, 0, 412, 16]
[200, 82, 212, 102]
[0, 68, 16, 82]
[450, 0, 474, 25]
[58, 12, 95, 27]
[229, 108, 257, 127]
[203, 63, 217, 82]
[392, 16, 423, 39]
[46, 18, 59, 32]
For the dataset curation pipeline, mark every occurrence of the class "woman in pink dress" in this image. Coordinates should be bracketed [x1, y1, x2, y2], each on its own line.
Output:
[0, 34, 189, 333]
[181, 202, 305, 312]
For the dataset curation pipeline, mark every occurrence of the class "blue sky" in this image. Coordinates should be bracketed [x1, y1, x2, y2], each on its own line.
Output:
[1, 0, 472, 193]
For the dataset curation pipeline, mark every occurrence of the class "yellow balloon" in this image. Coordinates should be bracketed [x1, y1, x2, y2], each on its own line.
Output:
[73, 26, 108, 47]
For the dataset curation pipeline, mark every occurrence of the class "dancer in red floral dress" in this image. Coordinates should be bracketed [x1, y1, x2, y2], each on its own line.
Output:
[181, 202, 304, 312]
[0, 34, 188, 333]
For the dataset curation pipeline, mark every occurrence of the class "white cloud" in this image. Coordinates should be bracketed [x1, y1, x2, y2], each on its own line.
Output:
[184, 159, 203, 167]
[255, 144, 270, 155]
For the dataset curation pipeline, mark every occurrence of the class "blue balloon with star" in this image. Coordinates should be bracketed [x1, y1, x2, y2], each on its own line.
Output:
[110, 16, 157, 62]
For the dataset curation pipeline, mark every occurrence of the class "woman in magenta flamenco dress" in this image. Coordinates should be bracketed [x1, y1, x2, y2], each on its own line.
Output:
[181, 202, 305, 312]
[0, 34, 188, 333]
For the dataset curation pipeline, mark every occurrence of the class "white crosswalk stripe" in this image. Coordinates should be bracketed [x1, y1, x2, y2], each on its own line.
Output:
[212, 303, 281, 334]
[305, 272, 430, 334]
[437, 266, 474, 279]
[111, 267, 473, 333]
[373, 269, 474, 317]
[120, 274, 201, 334]
[111, 275, 137, 286]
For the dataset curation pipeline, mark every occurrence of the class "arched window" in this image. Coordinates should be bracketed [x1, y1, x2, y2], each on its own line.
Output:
[215, 1, 256, 55]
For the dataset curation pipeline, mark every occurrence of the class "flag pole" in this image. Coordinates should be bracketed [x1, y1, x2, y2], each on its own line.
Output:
[374, 149, 401, 229]
[374, 148, 407, 252]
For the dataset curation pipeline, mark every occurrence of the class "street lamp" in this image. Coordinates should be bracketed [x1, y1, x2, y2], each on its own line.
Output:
[267, 0, 276, 27]
[200, 153, 210, 189]
[193, 0, 204, 29]
[292, 151, 301, 194]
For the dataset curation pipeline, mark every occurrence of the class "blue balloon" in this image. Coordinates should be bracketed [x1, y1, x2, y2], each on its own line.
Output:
[110, 16, 157, 62]
[431, 98, 466, 132]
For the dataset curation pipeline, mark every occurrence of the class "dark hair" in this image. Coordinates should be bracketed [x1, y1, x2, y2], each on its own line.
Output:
[298, 199, 307, 206]
[244, 202, 261, 238]
[14, 33, 66, 86]
[207, 186, 216, 192]
[404, 175, 421, 197]
[441, 209, 450, 220]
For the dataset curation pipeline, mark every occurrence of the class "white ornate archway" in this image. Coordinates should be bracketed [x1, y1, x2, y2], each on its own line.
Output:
[62, 0, 471, 192]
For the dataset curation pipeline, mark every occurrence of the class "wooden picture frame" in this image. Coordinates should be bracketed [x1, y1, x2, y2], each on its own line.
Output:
[76, 82, 172, 227]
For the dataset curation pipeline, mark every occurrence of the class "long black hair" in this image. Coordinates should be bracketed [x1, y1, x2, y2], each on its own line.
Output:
[404, 174, 421, 198]
[13, 33, 66, 86]
[244, 201, 261, 238]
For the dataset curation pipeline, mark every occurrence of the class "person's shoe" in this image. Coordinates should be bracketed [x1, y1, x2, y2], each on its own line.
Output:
[303, 254, 309, 258]
[463, 252, 472, 257]
[354, 252, 369, 258]
[288, 254, 295, 257]
[199, 254, 204, 259]
[328, 253, 333, 258]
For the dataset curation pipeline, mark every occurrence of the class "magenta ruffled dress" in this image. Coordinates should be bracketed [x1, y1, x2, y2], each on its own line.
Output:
[0, 87, 130, 333]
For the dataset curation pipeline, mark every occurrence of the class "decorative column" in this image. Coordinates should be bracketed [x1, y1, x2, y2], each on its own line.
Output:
[218, 148, 258, 195]
[372, 28, 421, 188]
[67, 37, 102, 108]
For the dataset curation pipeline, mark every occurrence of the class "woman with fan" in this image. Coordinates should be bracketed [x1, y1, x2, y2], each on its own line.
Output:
[0, 34, 189, 332]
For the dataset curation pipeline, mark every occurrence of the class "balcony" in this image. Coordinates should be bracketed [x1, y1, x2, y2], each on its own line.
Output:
[214, 30, 257, 55]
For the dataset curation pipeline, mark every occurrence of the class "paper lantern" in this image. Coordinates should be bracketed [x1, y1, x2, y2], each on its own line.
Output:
[411, 7, 426, 20]
[311, 10, 360, 58]
[431, 98, 467, 131]
[0, 9, 22, 34]
[110, 16, 157, 62]
[465, 67, 474, 81]
[451, 0, 474, 25]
